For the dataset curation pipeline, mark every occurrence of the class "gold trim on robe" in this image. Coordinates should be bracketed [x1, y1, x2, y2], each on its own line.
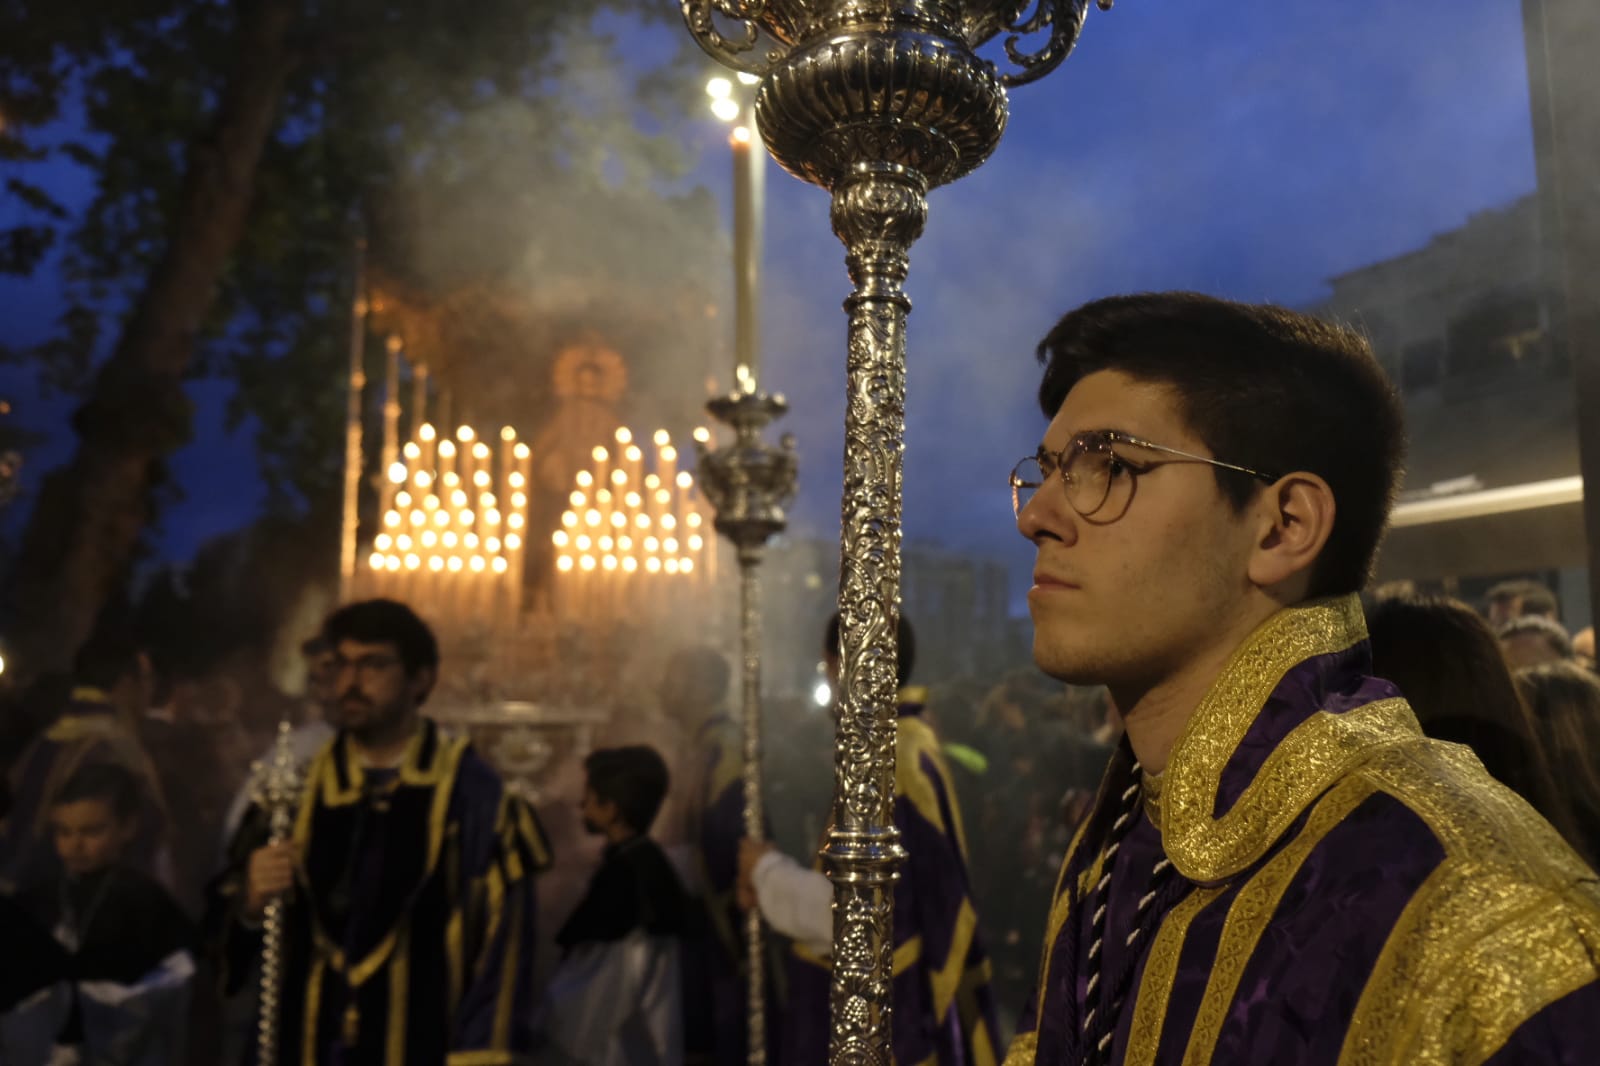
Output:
[1008, 594, 1600, 1066]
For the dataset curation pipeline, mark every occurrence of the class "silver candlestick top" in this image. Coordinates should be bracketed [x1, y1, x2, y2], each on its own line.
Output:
[252, 720, 306, 819]
[696, 389, 799, 561]
[683, 0, 1113, 190]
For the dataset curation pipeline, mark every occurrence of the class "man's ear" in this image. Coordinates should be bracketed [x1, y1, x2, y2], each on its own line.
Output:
[1246, 473, 1336, 595]
[410, 665, 438, 707]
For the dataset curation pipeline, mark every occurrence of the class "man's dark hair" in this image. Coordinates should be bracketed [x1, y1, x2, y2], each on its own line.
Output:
[584, 746, 670, 835]
[322, 599, 439, 676]
[72, 625, 145, 691]
[1499, 615, 1573, 660]
[52, 762, 142, 821]
[1487, 579, 1559, 620]
[1035, 292, 1405, 597]
[824, 612, 917, 689]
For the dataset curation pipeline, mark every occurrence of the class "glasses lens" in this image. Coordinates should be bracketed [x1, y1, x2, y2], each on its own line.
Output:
[1010, 457, 1044, 517]
[1062, 437, 1116, 516]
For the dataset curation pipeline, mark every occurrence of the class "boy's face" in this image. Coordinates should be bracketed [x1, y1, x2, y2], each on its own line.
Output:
[580, 784, 619, 837]
[50, 798, 133, 877]
[1017, 370, 1260, 693]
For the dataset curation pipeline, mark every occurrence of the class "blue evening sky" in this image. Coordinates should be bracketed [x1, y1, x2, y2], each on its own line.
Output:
[0, 0, 1537, 603]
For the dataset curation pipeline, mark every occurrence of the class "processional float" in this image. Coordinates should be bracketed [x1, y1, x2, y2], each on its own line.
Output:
[681, 0, 1115, 1061]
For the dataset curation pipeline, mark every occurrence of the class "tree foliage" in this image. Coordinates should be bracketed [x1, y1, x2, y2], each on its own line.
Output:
[0, 0, 723, 679]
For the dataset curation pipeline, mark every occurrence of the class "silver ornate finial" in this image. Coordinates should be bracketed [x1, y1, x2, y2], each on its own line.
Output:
[679, 0, 1117, 1062]
[696, 390, 798, 563]
[253, 720, 304, 1066]
[696, 388, 798, 1066]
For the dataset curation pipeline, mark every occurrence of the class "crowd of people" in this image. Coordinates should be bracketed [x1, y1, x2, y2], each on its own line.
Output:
[3, 292, 1600, 1064]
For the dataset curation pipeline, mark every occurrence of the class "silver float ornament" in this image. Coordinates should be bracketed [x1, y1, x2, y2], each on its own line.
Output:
[251, 720, 305, 1066]
[680, 1, 1114, 1062]
[695, 388, 799, 1066]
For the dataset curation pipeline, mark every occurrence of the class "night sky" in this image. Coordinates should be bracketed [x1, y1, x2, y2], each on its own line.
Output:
[0, 0, 1538, 605]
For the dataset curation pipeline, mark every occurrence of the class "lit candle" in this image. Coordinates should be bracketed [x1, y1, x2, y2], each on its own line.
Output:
[437, 438, 457, 498]
[731, 120, 762, 387]
[512, 441, 532, 619]
[654, 430, 677, 493]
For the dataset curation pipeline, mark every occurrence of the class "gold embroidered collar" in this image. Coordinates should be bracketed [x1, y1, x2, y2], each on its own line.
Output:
[1149, 594, 1421, 884]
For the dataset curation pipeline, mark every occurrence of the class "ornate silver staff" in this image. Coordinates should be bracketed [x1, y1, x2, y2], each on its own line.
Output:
[252, 720, 305, 1066]
[696, 389, 798, 1066]
[680, 1, 1114, 1060]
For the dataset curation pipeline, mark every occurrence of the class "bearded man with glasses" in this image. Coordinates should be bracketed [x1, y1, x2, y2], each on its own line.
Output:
[1003, 292, 1600, 1066]
[207, 598, 552, 1065]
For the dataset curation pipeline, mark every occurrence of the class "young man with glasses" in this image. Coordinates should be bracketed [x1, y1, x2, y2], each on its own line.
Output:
[1004, 293, 1600, 1065]
[207, 598, 551, 1065]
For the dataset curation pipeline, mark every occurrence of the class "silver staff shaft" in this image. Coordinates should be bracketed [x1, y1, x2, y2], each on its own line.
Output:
[696, 388, 797, 1066]
[738, 550, 767, 1065]
[254, 720, 304, 1066]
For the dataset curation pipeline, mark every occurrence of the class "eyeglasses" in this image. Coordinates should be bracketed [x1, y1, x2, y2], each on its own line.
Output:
[1010, 430, 1279, 520]
[332, 653, 402, 680]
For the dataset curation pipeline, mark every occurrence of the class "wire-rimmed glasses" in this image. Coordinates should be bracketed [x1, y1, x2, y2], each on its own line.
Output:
[1010, 430, 1279, 520]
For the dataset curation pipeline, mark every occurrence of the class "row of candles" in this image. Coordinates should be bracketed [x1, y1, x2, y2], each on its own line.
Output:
[550, 426, 718, 621]
[361, 422, 533, 630]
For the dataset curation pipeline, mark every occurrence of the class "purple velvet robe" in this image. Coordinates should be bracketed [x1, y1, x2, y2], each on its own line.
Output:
[1005, 596, 1600, 1066]
[787, 693, 1003, 1066]
[210, 719, 550, 1065]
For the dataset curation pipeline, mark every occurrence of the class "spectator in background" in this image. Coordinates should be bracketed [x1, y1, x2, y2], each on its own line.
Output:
[139, 652, 235, 913]
[968, 673, 1111, 1021]
[1487, 577, 1560, 629]
[1517, 663, 1600, 867]
[1575, 626, 1596, 673]
[219, 633, 340, 844]
[1368, 595, 1583, 858]
[1499, 614, 1574, 671]
[0, 625, 171, 893]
